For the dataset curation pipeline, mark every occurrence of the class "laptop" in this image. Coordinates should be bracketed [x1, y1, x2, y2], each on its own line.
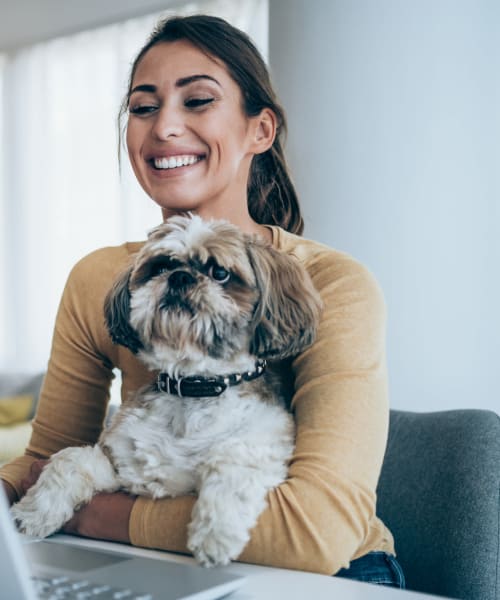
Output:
[0, 485, 246, 599]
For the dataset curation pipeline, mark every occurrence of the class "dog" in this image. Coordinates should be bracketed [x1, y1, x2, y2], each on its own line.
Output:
[11, 214, 322, 566]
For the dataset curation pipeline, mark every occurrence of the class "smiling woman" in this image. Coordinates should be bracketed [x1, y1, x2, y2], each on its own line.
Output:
[1, 10, 404, 588]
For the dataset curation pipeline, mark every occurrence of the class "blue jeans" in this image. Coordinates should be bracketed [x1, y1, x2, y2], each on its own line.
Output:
[335, 551, 406, 588]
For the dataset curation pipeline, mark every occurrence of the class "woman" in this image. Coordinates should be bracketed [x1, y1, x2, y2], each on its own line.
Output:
[1, 15, 404, 587]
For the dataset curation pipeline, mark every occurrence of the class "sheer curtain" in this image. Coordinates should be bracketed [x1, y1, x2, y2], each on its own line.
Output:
[0, 0, 268, 372]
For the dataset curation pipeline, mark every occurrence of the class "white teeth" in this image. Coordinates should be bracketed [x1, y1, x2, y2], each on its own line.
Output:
[153, 155, 201, 170]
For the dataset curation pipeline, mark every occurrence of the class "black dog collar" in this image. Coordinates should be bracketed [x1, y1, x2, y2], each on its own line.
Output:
[156, 359, 267, 398]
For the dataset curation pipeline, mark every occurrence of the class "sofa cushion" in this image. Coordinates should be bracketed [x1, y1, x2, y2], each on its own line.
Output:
[0, 421, 32, 465]
[0, 394, 34, 425]
[0, 372, 44, 422]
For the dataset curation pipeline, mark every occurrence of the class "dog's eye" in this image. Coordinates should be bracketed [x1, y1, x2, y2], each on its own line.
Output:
[208, 264, 231, 284]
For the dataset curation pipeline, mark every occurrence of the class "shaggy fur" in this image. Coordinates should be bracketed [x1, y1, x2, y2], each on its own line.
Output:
[11, 214, 322, 566]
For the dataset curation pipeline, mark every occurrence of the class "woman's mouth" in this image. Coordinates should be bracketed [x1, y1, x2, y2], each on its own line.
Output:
[151, 155, 205, 170]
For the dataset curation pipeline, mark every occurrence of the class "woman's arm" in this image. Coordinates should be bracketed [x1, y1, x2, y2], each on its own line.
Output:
[62, 492, 135, 542]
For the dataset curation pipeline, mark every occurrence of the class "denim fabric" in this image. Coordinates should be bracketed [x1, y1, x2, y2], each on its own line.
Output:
[335, 551, 406, 588]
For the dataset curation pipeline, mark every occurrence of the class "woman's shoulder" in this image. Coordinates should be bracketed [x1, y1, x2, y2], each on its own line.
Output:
[270, 225, 358, 265]
[60, 242, 146, 310]
[269, 227, 381, 298]
[68, 241, 145, 281]
[271, 228, 387, 353]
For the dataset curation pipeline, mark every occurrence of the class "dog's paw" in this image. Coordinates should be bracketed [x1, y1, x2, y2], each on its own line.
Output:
[187, 518, 249, 567]
[187, 532, 233, 567]
[10, 494, 73, 538]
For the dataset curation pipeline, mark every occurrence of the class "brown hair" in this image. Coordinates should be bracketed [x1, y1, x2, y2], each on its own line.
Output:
[119, 14, 303, 235]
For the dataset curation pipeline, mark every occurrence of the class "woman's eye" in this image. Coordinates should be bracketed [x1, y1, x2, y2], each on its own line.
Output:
[184, 97, 214, 109]
[209, 264, 231, 284]
[129, 104, 158, 116]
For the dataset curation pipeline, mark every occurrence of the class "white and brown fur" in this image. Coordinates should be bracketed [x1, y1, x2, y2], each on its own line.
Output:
[11, 214, 322, 566]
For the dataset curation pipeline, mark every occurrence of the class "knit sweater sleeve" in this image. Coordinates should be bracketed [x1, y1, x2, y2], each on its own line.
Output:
[128, 240, 394, 574]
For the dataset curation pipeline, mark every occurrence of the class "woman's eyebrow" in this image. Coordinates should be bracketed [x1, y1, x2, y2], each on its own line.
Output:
[130, 84, 156, 95]
[176, 74, 221, 88]
[130, 75, 221, 96]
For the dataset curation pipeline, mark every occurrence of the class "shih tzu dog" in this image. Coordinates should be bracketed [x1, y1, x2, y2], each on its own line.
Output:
[12, 214, 322, 566]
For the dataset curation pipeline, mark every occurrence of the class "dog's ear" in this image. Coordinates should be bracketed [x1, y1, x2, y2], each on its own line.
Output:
[104, 267, 143, 354]
[247, 241, 322, 360]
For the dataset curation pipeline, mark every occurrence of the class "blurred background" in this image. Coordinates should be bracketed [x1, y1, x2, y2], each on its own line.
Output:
[0, 0, 498, 414]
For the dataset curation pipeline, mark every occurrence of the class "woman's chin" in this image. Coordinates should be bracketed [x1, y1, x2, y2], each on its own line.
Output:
[154, 199, 203, 218]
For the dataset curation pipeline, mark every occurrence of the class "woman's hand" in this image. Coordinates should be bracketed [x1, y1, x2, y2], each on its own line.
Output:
[62, 492, 135, 543]
[14, 457, 135, 543]
[20, 458, 49, 497]
[2, 459, 49, 505]
[1, 459, 49, 506]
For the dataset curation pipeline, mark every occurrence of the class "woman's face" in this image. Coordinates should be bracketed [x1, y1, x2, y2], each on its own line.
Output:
[126, 40, 268, 223]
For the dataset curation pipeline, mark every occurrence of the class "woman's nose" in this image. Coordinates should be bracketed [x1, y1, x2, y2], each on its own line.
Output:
[151, 105, 185, 140]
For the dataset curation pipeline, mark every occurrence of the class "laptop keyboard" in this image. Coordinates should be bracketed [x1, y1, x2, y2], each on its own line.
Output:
[32, 575, 153, 599]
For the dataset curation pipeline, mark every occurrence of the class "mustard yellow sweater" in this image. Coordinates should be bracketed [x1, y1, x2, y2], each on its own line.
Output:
[0, 226, 394, 574]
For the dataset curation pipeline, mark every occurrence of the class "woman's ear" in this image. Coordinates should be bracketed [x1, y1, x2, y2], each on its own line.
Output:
[250, 108, 277, 154]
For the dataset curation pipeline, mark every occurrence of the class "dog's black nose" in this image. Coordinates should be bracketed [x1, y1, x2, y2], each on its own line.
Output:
[168, 270, 196, 289]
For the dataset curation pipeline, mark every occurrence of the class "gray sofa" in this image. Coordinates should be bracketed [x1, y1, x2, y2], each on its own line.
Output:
[377, 409, 500, 600]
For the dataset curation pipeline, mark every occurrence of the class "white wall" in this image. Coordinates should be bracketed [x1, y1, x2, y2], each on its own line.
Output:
[0, 0, 180, 51]
[269, 0, 499, 413]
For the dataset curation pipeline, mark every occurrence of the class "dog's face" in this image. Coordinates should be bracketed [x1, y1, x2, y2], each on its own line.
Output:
[105, 214, 322, 370]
